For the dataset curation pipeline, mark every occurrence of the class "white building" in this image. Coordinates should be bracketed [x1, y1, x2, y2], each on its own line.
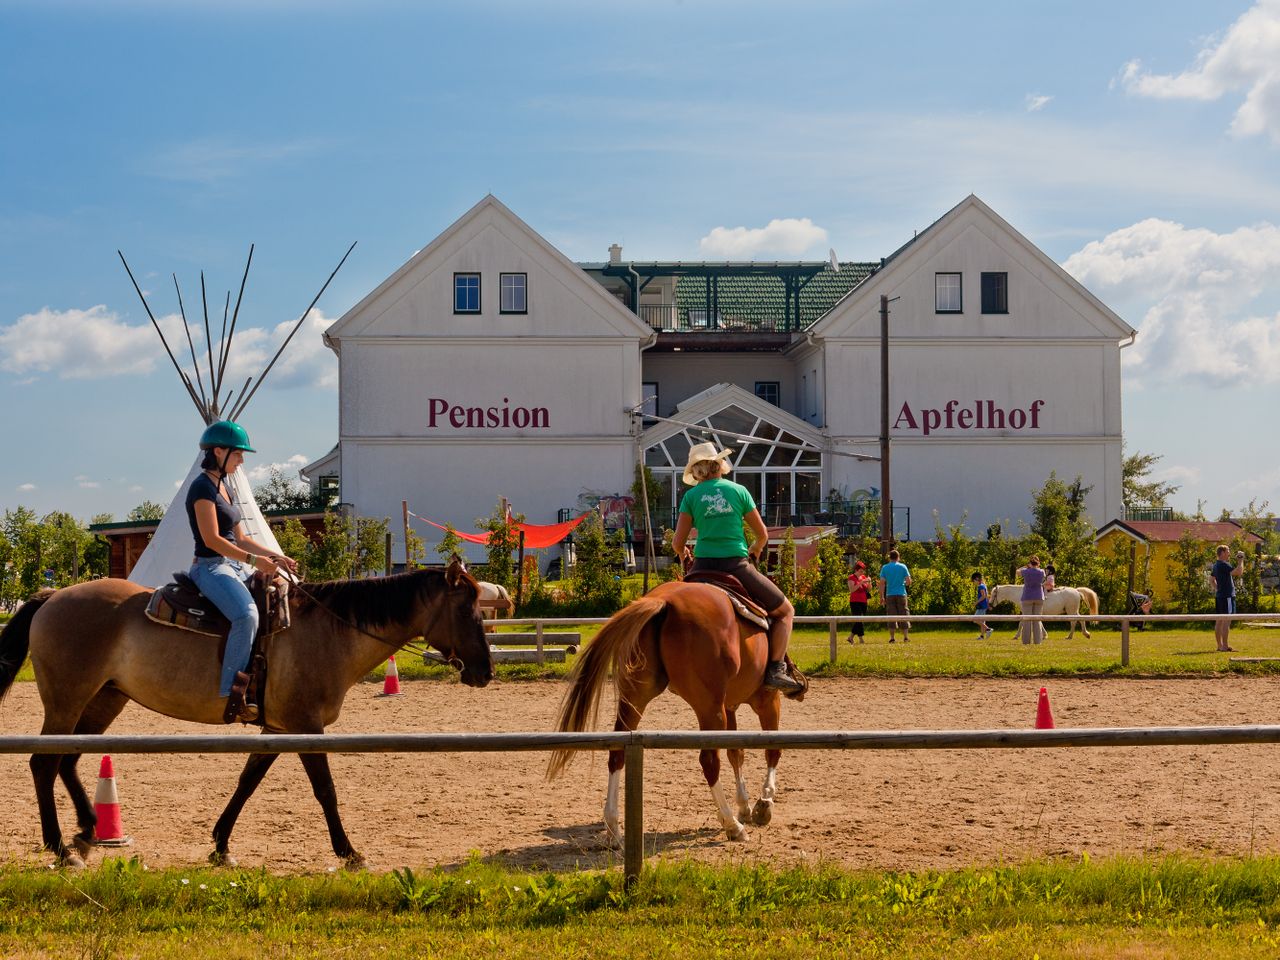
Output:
[309, 195, 1134, 561]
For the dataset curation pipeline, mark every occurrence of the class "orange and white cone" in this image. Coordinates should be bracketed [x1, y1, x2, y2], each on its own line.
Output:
[379, 655, 403, 697]
[93, 755, 132, 847]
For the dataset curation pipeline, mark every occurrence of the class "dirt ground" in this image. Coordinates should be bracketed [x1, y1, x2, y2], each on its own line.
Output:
[3, 676, 1280, 874]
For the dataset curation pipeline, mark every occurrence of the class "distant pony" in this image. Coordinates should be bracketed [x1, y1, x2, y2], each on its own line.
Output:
[476, 581, 513, 632]
[987, 584, 1099, 639]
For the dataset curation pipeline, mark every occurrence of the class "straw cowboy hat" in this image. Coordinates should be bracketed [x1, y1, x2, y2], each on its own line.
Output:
[682, 441, 734, 486]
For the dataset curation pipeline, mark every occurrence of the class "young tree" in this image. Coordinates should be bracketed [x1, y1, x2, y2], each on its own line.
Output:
[773, 527, 798, 599]
[39, 511, 93, 585]
[478, 500, 523, 591]
[352, 516, 389, 576]
[931, 513, 978, 616]
[433, 524, 463, 563]
[802, 534, 850, 615]
[1167, 530, 1211, 614]
[569, 512, 625, 612]
[270, 517, 312, 571]
[3, 507, 43, 602]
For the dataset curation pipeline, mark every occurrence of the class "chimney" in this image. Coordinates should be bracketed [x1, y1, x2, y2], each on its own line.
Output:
[608, 243, 622, 265]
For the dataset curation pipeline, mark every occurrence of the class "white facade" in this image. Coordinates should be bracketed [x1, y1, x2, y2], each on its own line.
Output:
[310, 194, 1133, 558]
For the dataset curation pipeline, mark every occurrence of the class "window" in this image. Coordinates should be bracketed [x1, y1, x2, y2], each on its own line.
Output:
[755, 381, 780, 407]
[500, 273, 527, 313]
[641, 381, 658, 419]
[981, 272, 1008, 314]
[454, 273, 480, 313]
[935, 272, 962, 313]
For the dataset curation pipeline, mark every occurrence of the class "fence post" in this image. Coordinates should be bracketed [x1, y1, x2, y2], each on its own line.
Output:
[1121, 618, 1130, 667]
[829, 620, 838, 662]
[624, 741, 644, 888]
[535, 620, 545, 667]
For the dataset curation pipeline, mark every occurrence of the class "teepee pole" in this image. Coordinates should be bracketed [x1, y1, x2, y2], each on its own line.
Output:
[200, 271, 218, 417]
[118, 250, 205, 416]
[217, 244, 254, 405]
[229, 241, 355, 421]
[171, 273, 209, 418]
[215, 290, 229, 398]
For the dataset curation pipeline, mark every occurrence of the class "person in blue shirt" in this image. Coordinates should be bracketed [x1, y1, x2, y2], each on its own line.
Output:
[1211, 544, 1245, 652]
[971, 571, 992, 639]
[877, 549, 912, 643]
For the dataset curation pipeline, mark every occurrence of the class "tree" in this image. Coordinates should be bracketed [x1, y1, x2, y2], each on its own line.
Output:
[254, 467, 314, 512]
[1167, 530, 1211, 614]
[39, 511, 93, 586]
[3, 507, 42, 603]
[1028, 472, 1101, 591]
[478, 500, 523, 591]
[930, 513, 979, 616]
[801, 535, 850, 615]
[773, 528, 798, 598]
[1122, 445, 1180, 509]
[569, 512, 625, 612]
[433, 524, 462, 564]
[127, 500, 166, 522]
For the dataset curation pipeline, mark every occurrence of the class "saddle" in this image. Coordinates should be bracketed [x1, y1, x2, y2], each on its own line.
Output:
[682, 570, 807, 701]
[144, 571, 292, 725]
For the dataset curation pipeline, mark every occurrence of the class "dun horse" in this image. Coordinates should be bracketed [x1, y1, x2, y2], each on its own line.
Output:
[548, 579, 802, 844]
[0, 560, 493, 869]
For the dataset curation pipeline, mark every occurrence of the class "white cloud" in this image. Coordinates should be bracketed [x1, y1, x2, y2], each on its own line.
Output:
[209, 308, 338, 399]
[17, 483, 35, 492]
[1064, 217, 1280, 386]
[698, 218, 828, 258]
[75, 475, 101, 489]
[1152, 464, 1202, 488]
[246, 454, 309, 484]
[1121, 0, 1280, 143]
[0, 305, 187, 379]
[1025, 94, 1053, 112]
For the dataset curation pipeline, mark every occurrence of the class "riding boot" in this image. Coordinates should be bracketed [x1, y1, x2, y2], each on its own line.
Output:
[223, 670, 259, 724]
[763, 659, 805, 694]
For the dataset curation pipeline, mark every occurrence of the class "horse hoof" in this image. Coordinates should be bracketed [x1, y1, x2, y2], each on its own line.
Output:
[726, 823, 749, 842]
[751, 800, 774, 826]
[60, 851, 86, 870]
[72, 833, 94, 860]
[208, 850, 237, 868]
[342, 852, 368, 871]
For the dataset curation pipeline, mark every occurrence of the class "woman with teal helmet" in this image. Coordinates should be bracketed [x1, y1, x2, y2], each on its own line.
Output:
[186, 419, 298, 722]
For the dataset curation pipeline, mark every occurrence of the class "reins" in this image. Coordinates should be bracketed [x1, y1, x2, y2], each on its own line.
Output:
[283, 574, 455, 666]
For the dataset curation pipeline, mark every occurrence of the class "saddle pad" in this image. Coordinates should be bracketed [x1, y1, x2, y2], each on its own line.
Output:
[145, 589, 227, 638]
[684, 571, 770, 628]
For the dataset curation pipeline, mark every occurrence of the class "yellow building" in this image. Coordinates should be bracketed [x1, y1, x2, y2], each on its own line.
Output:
[1094, 520, 1262, 600]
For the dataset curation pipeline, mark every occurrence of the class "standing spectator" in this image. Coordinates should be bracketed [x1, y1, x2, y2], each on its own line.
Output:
[1211, 545, 1245, 653]
[971, 571, 992, 639]
[847, 560, 872, 643]
[878, 549, 912, 643]
[1017, 556, 1047, 646]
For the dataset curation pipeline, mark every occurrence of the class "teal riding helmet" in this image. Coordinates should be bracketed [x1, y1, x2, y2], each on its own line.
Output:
[198, 420, 255, 453]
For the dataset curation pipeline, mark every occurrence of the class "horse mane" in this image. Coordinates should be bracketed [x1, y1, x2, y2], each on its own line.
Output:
[294, 567, 449, 633]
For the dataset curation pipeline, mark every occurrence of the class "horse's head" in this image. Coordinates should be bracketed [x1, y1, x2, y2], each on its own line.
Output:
[428, 560, 494, 688]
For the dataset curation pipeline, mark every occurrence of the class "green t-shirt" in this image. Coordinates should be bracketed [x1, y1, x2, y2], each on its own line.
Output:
[678, 478, 756, 558]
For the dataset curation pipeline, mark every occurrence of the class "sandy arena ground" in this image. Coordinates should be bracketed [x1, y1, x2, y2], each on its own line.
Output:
[3, 676, 1280, 873]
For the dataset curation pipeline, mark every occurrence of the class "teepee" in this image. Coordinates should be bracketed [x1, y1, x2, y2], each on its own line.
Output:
[119, 243, 354, 588]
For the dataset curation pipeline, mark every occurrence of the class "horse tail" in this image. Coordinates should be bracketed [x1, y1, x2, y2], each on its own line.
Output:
[0, 591, 53, 703]
[548, 595, 667, 779]
[1079, 587, 1099, 622]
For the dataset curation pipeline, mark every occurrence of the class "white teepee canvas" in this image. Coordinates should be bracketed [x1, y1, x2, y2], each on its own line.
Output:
[117, 242, 354, 588]
[127, 457, 284, 588]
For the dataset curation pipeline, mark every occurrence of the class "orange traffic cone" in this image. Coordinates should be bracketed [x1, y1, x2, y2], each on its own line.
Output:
[1034, 686, 1055, 729]
[379, 655, 402, 697]
[93, 755, 132, 847]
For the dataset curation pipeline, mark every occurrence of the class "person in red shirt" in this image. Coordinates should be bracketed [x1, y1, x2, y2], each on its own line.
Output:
[847, 560, 872, 643]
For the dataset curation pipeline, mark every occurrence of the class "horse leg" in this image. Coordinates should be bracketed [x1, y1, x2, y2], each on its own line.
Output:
[61, 688, 130, 860]
[604, 695, 657, 848]
[724, 711, 751, 823]
[748, 691, 782, 826]
[696, 705, 748, 842]
[210, 752, 279, 866]
[299, 752, 364, 869]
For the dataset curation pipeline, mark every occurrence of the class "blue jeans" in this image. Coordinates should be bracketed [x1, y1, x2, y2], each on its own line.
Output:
[189, 556, 259, 696]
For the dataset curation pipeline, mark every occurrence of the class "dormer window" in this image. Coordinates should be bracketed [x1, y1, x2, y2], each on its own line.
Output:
[454, 273, 480, 313]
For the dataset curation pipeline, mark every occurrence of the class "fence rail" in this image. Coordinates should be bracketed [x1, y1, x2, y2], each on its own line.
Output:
[488, 612, 1280, 667]
[6, 724, 1280, 884]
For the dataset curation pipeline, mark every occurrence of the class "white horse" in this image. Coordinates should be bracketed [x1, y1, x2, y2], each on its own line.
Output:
[476, 581, 513, 633]
[987, 584, 1099, 639]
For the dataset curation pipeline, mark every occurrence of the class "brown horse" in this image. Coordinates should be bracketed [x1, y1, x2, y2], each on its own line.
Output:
[548, 579, 799, 845]
[0, 560, 493, 869]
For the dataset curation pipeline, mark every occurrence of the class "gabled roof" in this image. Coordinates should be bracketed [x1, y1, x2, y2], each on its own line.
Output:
[324, 195, 654, 344]
[1095, 519, 1262, 544]
[640, 381, 825, 450]
[806, 194, 1136, 341]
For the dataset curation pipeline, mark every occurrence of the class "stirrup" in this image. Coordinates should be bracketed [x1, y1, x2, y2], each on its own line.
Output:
[763, 661, 804, 693]
[223, 671, 257, 724]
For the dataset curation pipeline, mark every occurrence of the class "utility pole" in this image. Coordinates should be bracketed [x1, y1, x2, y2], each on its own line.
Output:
[879, 294, 894, 556]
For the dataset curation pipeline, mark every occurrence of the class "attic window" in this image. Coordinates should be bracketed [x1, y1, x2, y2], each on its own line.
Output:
[981, 272, 1008, 314]
[935, 273, 962, 313]
[454, 273, 480, 313]
[500, 273, 527, 313]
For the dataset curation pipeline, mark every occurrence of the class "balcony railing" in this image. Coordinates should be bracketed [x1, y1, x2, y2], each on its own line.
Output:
[638, 303, 798, 334]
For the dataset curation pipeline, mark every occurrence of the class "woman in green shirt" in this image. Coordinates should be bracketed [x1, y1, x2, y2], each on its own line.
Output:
[671, 441, 802, 693]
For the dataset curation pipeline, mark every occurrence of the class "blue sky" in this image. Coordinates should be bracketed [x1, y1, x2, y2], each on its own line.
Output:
[2, 0, 1279, 524]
